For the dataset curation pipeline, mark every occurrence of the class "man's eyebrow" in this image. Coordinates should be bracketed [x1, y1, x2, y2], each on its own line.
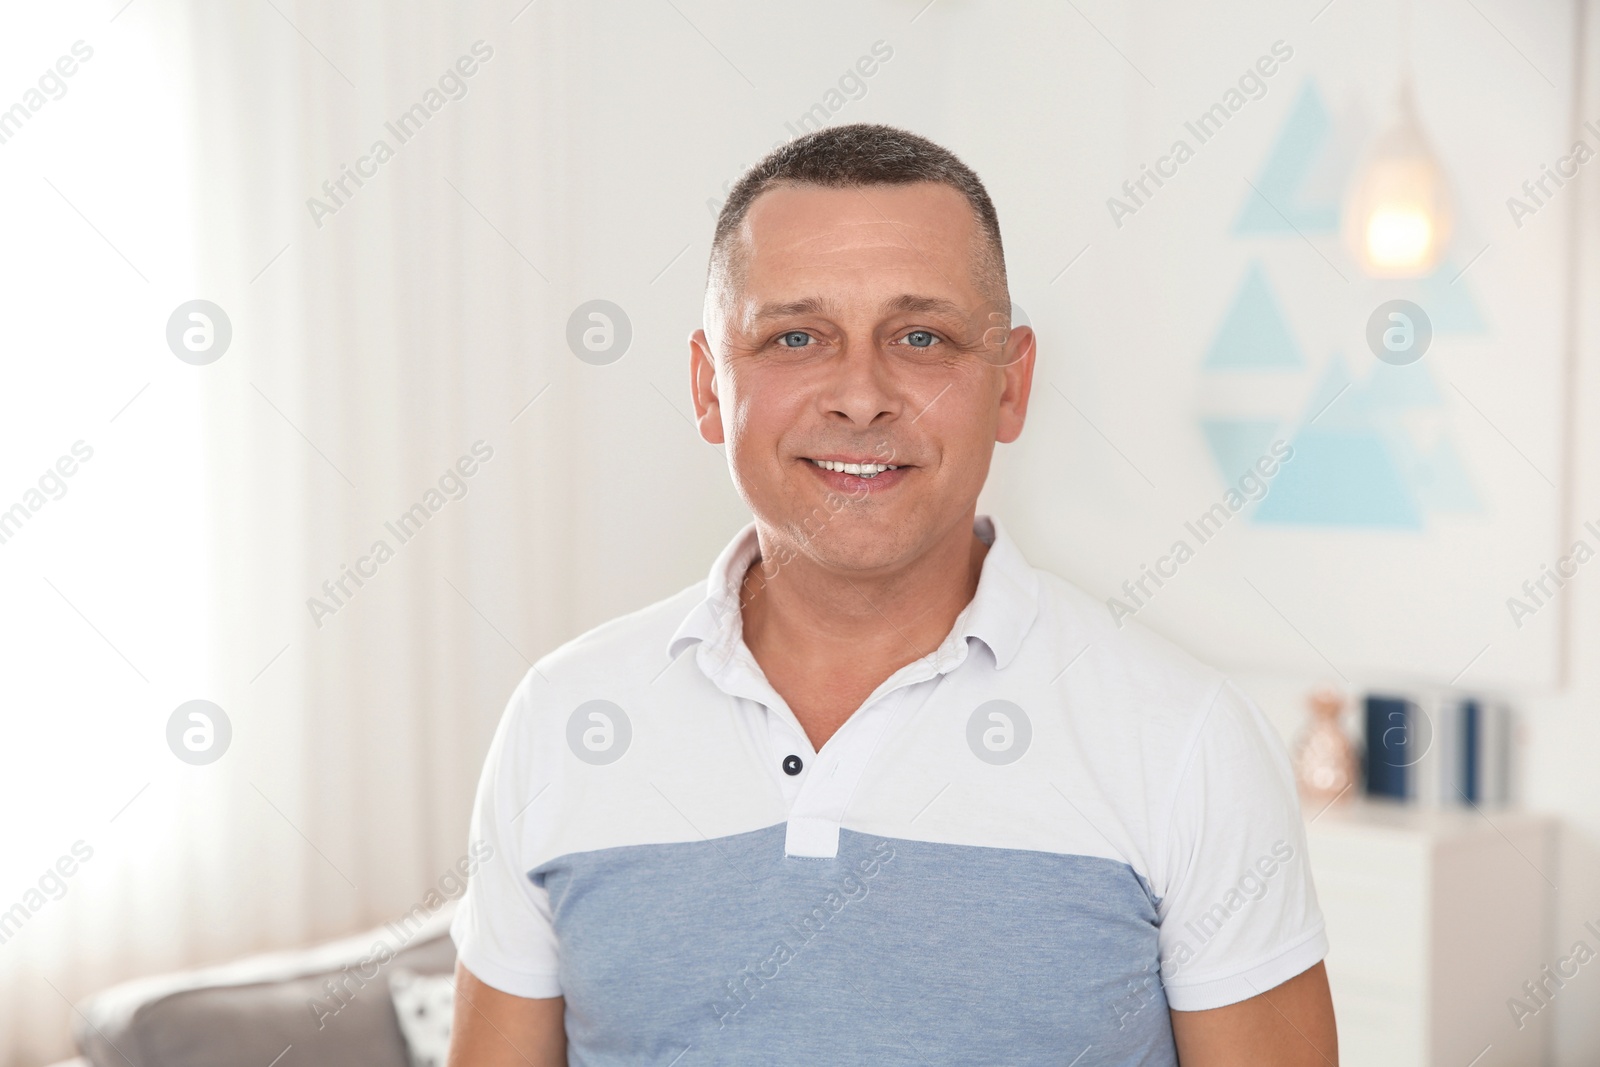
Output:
[882, 294, 967, 317]
[751, 296, 834, 322]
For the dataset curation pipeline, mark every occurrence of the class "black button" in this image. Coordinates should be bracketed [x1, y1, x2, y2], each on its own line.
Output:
[782, 754, 803, 776]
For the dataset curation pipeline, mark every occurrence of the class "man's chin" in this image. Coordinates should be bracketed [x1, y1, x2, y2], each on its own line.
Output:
[774, 510, 918, 573]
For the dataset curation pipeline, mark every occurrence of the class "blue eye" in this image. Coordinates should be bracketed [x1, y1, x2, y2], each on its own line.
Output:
[903, 330, 938, 349]
[777, 331, 811, 348]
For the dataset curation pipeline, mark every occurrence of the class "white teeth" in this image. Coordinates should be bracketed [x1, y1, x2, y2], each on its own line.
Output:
[810, 458, 900, 477]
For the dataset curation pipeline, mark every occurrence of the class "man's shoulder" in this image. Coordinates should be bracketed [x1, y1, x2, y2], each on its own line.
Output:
[1025, 563, 1284, 813]
[1029, 564, 1230, 721]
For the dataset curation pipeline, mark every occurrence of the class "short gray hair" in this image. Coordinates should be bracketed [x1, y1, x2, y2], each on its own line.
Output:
[706, 123, 1008, 311]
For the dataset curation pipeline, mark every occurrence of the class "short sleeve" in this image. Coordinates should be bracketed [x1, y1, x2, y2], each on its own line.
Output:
[1156, 678, 1328, 1011]
[449, 675, 564, 998]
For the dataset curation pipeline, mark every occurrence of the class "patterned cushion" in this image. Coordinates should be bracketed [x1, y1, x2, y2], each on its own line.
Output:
[388, 968, 456, 1067]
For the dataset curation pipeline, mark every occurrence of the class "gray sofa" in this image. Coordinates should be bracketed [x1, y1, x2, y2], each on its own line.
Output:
[53, 904, 457, 1067]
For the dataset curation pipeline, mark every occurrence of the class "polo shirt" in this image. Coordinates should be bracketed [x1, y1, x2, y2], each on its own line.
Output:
[451, 514, 1328, 1065]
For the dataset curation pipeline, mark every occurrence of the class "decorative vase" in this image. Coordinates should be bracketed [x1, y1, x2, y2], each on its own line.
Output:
[1293, 686, 1357, 807]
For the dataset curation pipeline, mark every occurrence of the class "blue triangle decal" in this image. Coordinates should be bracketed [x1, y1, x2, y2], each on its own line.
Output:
[1203, 262, 1304, 370]
[1254, 427, 1423, 528]
[1234, 81, 1342, 235]
[1202, 419, 1281, 484]
[1297, 353, 1370, 430]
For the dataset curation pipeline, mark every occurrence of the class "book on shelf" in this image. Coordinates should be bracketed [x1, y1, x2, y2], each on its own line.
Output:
[1362, 691, 1511, 806]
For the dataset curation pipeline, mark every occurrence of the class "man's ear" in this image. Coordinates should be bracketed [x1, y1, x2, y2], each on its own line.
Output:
[688, 328, 726, 445]
[996, 324, 1036, 444]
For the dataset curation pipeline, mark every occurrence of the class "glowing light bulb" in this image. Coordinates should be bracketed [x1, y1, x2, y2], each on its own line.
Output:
[1366, 204, 1433, 268]
[1344, 82, 1452, 278]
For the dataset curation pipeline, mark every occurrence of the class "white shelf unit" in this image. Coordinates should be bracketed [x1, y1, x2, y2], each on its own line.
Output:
[1304, 799, 1556, 1067]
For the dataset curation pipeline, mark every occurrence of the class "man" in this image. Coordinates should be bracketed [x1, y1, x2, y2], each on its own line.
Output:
[447, 123, 1336, 1065]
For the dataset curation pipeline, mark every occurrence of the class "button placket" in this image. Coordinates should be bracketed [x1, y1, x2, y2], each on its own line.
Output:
[702, 622, 966, 858]
[783, 685, 920, 858]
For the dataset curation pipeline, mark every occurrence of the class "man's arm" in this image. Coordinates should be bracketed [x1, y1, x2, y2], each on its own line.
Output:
[1169, 961, 1337, 1066]
[446, 962, 566, 1067]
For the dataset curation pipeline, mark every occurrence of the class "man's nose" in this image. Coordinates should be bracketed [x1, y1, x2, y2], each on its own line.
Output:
[819, 336, 901, 428]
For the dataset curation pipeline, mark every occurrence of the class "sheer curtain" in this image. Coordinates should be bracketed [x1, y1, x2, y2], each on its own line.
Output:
[0, 1, 595, 1062]
[0, 2, 215, 1062]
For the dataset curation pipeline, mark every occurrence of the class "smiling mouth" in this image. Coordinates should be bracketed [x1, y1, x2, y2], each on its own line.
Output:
[805, 457, 902, 479]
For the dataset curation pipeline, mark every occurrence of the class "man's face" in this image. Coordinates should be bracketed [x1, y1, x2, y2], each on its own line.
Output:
[689, 181, 1035, 575]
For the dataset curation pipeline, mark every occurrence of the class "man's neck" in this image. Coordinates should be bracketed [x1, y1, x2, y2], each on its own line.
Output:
[738, 515, 991, 750]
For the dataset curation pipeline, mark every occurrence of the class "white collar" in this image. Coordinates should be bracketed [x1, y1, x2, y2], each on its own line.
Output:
[666, 513, 1040, 673]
